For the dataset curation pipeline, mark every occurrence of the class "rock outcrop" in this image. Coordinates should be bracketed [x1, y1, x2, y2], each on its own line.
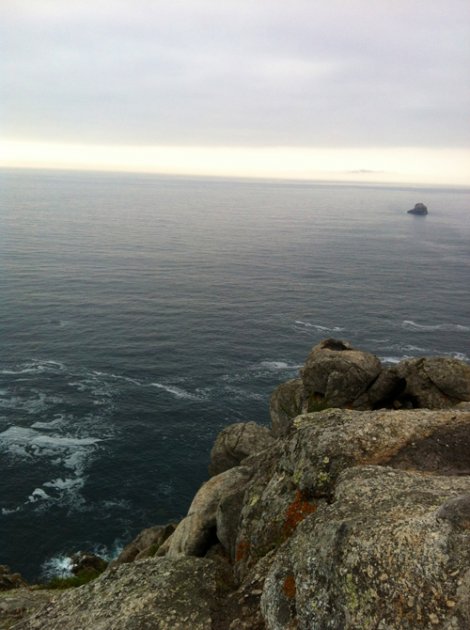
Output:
[16, 558, 233, 630]
[209, 421, 275, 476]
[0, 565, 26, 592]
[112, 524, 176, 565]
[408, 202, 428, 215]
[6, 340, 470, 629]
[270, 339, 470, 435]
[262, 465, 470, 629]
[301, 338, 382, 408]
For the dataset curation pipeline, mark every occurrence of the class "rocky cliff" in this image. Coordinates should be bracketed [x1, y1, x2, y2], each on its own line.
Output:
[3, 340, 470, 629]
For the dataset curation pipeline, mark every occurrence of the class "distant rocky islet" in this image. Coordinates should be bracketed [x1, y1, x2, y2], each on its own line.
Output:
[2, 339, 470, 629]
[408, 202, 428, 215]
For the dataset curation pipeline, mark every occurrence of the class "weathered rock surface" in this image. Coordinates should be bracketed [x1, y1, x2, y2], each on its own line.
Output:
[0, 588, 52, 630]
[163, 465, 253, 557]
[209, 421, 275, 476]
[16, 558, 232, 630]
[269, 378, 304, 437]
[394, 357, 470, 408]
[233, 408, 470, 581]
[269, 342, 470, 434]
[0, 565, 27, 591]
[262, 465, 470, 629]
[113, 524, 176, 565]
[301, 338, 382, 408]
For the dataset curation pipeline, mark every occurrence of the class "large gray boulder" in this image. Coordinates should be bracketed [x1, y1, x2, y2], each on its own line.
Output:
[262, 465, 470, 629]
[162, 465, 253, 557]
[300, 339, 382, 409]
[16, 558, 232, 630]
[394, 357, 470, 408]
[232, 408, 470, 581]
[209, 421, 275, 476]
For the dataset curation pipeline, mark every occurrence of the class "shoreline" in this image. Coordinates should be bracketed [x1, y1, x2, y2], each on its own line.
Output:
[3, 339, 470, 628]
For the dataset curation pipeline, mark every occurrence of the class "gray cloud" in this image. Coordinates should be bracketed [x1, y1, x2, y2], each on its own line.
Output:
[1, 0, 469, 147]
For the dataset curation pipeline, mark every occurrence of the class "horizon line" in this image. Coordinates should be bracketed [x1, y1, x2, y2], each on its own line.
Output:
[1, 140, 469, 187]
[2, 163, 470, 191]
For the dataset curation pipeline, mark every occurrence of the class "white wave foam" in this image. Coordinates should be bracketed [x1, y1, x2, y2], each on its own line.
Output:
[224, 385, 264, 401]
[257, 361, 302, 371]
[28, 488, 52, 503]
[0, 360, 66, 376]
[1, 506, 21, 515]
[400, 344, 427, 352]
[0, 426, 101, 511]
[41, 554, 73, 579]
[0, 392, 52, 415]
[0, 426, 102, 450]
[92, 370, 142, 386]
[150, 382, 203, 400]
[380, 356, 410, 364]
[31, 416, 65, 430]
[402, 320, 470, 332]
[452, 352, 469, 362]
[44, 476, 85, 493]
[295, 321, 345, 332]
[91, 540, 125, 563]
[380, 343, 427, 354]
[21, 474, 87, 513]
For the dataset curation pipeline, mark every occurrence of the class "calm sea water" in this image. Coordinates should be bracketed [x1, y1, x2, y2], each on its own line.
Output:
[1, 168, 469, 580]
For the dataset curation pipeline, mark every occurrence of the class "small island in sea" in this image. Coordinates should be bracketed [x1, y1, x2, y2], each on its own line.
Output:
[407, 202, 428, 215]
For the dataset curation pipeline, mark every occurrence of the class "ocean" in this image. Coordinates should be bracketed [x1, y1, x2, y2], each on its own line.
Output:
[1, 168, 469, 581]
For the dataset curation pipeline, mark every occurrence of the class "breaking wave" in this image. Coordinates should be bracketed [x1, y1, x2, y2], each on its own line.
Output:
[294, 321, 345, 333]
[402, 320, 470, 332]
[150, 382, 205, 400]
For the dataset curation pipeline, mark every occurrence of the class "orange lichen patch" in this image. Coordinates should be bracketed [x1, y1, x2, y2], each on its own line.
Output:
[283, 574, 296, 599]
[283, 490, 317, 538]
[235, 539, 250, 562]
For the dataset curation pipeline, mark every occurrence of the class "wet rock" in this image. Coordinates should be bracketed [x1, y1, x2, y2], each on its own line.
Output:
[209, 421, 275, 476]
[300, 339, 382, 409]
[70, 552, 107, 576]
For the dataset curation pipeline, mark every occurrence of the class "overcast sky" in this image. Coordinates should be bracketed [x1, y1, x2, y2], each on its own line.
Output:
[1, 0, 469, 183]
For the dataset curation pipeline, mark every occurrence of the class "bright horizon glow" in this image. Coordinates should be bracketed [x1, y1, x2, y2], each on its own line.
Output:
[1, 140, 469, 186]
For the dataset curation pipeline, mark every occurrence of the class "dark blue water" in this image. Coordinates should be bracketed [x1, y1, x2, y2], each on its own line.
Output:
[1, 168, 469, 580]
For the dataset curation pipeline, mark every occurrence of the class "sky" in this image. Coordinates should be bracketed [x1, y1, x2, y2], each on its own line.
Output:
[1, 0, 469, 185]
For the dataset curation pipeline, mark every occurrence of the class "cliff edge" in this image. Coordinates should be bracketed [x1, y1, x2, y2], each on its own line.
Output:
[4, 340, 470, 629]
